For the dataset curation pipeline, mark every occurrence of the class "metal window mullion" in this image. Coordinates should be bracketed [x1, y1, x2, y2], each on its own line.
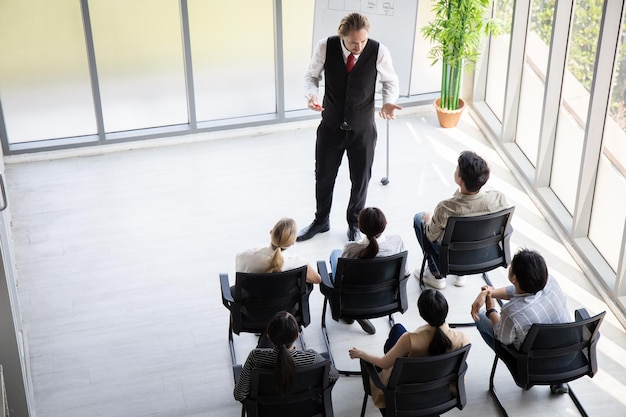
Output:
[502, 0, 532, 144]
[572, 0, 626, 239]
[274, 0, 285, 119]
[0, 98, 9, 155]
[535, 0, 574, 188]
[80, 0, 106, 143]
[179, 0, 197, 130]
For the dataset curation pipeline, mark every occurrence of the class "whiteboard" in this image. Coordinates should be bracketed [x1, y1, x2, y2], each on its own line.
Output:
[312, 0, 419, 97]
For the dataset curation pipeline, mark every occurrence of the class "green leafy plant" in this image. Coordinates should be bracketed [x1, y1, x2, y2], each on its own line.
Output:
[422, 0, 502, 110]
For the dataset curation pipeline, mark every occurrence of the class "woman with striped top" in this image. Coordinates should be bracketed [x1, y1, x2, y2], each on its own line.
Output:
[233, 311, 338, 401]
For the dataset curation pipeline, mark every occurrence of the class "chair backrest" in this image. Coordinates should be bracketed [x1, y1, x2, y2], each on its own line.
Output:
[231, 266, 310, 335]
[381, 344, 471, 417]
[496, 309, 605, 389]
[438, 206, 514, 276]
[243, 360, 334, 417]
[329, 251, 408, 321]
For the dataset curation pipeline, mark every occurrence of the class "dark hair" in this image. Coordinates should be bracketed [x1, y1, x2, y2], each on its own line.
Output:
[510, 249, 548, 294]
[266, 311, 299, 394]
[356, 207, 387, 259]
[457, 151, 490, 192]
[418, 289, 452, 356]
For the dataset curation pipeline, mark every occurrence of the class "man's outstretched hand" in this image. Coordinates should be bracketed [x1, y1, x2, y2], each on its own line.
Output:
[379, 103, 403, 119]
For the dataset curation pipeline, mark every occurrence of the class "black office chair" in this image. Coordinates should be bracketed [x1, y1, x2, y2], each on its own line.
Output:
[489, 308, 605, 417]
[318, 251, 409, 375]
[418, 206, 514, 326]
[220, 266, 311, 377]
[359, 344, 471, 417]
[240, 359, 335, 417]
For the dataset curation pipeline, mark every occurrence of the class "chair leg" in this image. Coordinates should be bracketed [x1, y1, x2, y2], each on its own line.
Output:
[488, 354, 509, 417]
[360, 392, 369, 417]
[568, 385, 590, 417]
[321, 297, 362, 376]
[419, 256, 427, 290]
[229, 321, 237, 366]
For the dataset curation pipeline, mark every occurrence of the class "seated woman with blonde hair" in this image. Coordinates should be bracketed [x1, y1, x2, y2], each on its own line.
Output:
[236, 217, 321, 284]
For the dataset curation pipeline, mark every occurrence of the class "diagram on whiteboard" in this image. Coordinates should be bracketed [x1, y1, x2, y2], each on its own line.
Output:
[328, 0, 395, 16]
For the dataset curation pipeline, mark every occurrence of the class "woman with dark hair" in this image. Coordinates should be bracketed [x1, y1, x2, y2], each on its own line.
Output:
[233, 311, 338, 401]
[348, 290, 470, 411]
[328, 207, 409, 335]
[329, 207, 409, 277]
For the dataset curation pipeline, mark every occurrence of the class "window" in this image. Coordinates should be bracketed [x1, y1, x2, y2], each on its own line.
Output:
[188, 0, 275, 122]
[549, 0, 603, 214]
[90, 0, 188, 132]
[0, 0, 96, 143]
[484, 0, 514, 122]
[514, 0, 555, 166]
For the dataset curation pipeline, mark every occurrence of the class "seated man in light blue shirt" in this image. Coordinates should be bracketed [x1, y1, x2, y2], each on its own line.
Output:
[470, 248, 571, 394]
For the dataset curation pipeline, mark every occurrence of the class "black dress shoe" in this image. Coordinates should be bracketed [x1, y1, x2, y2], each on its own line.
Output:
[347, 227, 361, 242]
[296, 220, 330, 242]
[357, 319, 376, 335]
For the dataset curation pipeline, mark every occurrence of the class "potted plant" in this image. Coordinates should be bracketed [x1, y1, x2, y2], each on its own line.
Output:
[422, 0, 501, 127]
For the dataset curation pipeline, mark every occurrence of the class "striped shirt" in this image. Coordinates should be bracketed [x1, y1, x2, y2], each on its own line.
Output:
[494, 275, 570, 350]
[233, 347, 338, 401]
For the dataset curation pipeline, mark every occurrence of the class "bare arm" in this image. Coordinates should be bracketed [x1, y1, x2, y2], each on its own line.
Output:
[471, 286, 510, 321]
[306, 262, 321, 284]
[348, 332, 411, 370]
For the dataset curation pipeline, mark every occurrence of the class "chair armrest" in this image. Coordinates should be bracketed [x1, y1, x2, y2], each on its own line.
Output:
[318, 260, 334, 295]
[220, 273, 234, 308]
[575, 308, 590, 321]
[360, 359, 386, 392]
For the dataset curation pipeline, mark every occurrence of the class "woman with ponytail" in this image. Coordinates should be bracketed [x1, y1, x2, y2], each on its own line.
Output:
[348, 290, 470, 410]
[236, 217, 320, 284]
[327, 207, 409, 335]
[329, 207, 409, 277]
[234, 311, 338, 401]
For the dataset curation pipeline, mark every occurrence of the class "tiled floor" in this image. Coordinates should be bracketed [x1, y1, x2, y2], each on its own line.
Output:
[5, 106, 626, 416]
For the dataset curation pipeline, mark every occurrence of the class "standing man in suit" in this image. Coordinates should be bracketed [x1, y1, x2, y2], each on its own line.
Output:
[297, 12, 402, 242]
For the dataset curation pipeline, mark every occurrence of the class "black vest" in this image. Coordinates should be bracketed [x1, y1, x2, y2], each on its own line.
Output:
[322, 36, 379, 129]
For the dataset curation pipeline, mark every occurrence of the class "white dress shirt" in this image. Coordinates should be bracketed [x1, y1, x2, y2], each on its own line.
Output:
[304, 37, 400, 105]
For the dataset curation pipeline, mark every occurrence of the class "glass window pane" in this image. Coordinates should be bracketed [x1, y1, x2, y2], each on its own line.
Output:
[0, 0, 96, 143]
[484, 0, 514, 122]
[188, 0, 275, 122]
[283, 0, 314, 112]
[590, 18, 626, 272]
[589, 156, 626, 272]
[410, 1, 440, 96]
[514, 0, 554, 166]
[89, 0, 188, 133]
[550, 0, 603, 214]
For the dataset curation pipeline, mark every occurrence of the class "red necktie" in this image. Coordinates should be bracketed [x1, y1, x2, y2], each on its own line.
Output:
[346, 53, 355, 72]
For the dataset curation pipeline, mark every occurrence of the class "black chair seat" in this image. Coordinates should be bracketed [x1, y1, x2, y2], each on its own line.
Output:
[241, 359, 335, 417]
[220, 266, 312, 379]
[318, 251, 409, 375]
[418, 206, 515, 327]
[359, 344, 471, 417]
[489, 308, 606, 417]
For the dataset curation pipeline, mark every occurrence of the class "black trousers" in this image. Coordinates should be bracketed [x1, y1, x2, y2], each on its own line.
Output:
[314, 121, 377, 228]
